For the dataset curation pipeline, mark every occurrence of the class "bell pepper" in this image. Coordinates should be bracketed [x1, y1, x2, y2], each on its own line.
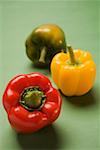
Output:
[2, 73, 62, 133]
[25, 24, 66, 67]
[51, 45, 96, 96]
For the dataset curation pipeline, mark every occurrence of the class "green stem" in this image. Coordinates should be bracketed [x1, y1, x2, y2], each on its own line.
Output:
[67, 45, 76, 65]
[39, 47, 47, 63]
[20, 87, 46, 111]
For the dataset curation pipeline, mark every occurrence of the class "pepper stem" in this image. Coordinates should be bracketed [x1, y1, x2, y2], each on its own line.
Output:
[20, 87, 46, 111]
[24, 91, 43, 108]
[67, 45, 76, 65]
[39, 47, 47, 63]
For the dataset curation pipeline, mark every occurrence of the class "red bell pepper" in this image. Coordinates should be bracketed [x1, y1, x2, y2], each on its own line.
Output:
[3, 73, 62, 133]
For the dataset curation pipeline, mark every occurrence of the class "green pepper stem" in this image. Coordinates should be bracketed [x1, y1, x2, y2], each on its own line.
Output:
[39, 47, 47, 63]
[67, 45, 76, 65]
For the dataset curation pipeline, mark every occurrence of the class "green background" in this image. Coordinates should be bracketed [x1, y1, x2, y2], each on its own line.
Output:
[0, 1, 100, 150]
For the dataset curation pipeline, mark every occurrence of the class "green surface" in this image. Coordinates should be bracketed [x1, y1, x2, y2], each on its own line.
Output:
[0, 1, 100, 150]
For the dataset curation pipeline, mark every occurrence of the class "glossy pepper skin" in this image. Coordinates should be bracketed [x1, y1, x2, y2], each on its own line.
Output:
[2, 73, 62, 133]
[51, 46, 96, 96]
[25, 24, 66, 67]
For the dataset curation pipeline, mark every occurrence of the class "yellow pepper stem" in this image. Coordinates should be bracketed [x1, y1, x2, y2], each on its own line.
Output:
[67, 45, 76, 65]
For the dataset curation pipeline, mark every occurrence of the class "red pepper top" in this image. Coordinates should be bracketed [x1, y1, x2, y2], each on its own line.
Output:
[3, 73, 62, 133]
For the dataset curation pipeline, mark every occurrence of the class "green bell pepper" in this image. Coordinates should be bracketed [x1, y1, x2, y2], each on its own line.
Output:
[25, 24, 67, 67]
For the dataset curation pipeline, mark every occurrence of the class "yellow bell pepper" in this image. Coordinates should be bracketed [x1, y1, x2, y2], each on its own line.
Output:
[51, 46, 96, 96]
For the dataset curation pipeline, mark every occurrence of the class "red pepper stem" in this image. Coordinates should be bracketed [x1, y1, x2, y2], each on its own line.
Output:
[20, 87, 46, 111]
[67, 45, 76, 65]
[39, 47, 47, 63]
[24, 91, 42, 108]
